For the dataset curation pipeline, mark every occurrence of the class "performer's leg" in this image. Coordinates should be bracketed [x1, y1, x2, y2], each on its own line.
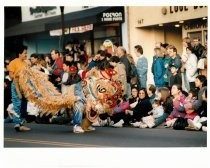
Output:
[73, 101, 84, 133]
[11, 81, 22, 126]
[81, 118, 92, 131]
[73, 101, 84, 125]
[11, 81, 31, 131]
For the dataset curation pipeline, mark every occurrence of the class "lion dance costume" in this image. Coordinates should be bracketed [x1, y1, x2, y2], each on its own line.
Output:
[18, 67, 123, 132]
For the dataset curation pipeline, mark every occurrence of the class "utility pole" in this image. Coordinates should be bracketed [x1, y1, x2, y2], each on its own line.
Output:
[60, 6, 64, 51]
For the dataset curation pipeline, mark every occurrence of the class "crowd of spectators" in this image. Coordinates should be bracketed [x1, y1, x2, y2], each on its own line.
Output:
[4, 37, 207, 132]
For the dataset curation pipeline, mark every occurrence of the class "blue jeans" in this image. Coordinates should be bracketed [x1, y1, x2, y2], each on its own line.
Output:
[154, 113, 169, 127]
[73, 82, 86, 126]
[11, 81, 22, 126]
[140, 78, 147, 89]
[73, 100, 84, 126]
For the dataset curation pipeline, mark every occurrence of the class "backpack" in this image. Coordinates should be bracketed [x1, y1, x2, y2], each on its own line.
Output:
[173, 117, 188, 130]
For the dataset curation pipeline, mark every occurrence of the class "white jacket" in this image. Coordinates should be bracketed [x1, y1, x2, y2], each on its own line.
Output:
[185, 53, 198, 82]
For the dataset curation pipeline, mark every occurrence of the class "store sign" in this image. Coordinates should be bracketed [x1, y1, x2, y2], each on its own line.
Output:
[49, 28, 69, 36]
[22, 7, 93, 22]
[101, 12, 123, 21]
[29, 7, 57, 19]
[97, 7, 124, 23]
[161, 6, 207, 15]
[184, 22, 208, 30]
[70, 24, 93, 34]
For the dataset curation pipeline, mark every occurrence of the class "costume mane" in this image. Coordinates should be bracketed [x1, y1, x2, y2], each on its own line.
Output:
[18, 67, 77, 115]
[18, 66, 123, 131]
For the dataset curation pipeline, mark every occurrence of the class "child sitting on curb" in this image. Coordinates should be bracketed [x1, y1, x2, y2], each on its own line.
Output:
[184, 89, 199, 120]
[186, 89, 207, 132]
[136, 99, 164, 128]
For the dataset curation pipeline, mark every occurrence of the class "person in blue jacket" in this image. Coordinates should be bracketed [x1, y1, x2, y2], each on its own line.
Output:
[152, 47, 165, 87]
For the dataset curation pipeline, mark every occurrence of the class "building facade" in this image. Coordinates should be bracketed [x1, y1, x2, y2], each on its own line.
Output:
[127, 6, 207, 84]
[5, 6, 208, 86]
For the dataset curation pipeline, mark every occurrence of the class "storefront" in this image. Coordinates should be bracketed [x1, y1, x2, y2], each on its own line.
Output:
[45, 6, 125, 55]
[5, 6, 125, 58]
[127, 6, 207, 84]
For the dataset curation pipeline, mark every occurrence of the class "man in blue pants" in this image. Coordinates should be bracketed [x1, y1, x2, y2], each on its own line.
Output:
[8, 45, 31, 132]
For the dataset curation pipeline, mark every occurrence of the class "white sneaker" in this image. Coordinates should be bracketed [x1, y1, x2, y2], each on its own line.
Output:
[139, 122, 148, 128]
[187, 119, 202, 130]
[202, 126, 207, 132]
[73, 125, 84, 133]
[100, 119, 107, 126]
[148, 123, 155, 128]
[112, 119, 124, 128]
[200, 117, 207, 123]
[92, 119, 107, 127]
[131, 121, 141, 127]
[165, 120, 173, 127]
[193, 116, 200, 123]
[107, 117, 114, 126]
[92, 121, 100, 126]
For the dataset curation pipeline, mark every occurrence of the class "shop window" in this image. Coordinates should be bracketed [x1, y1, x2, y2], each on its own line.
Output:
[204, 30, 208, 44]
[93, 23, 121, 54]
[187, 30, 208, 45]
[94, 23, 120, 38]
[187, 31, 202, 42]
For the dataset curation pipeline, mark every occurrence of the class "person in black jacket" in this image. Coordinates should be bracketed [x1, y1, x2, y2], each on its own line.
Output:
[192, 37, 205, 60]
[125, 88, 152, 123]
[169, 63, 182, 89]
[96, 50, 111, 70]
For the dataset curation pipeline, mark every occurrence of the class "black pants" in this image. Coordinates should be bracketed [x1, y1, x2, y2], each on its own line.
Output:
[201, 120, 207, 127]
[99, 112, 126, 124]
[110, 113, 126, 123]
[133, 110, 148, 122]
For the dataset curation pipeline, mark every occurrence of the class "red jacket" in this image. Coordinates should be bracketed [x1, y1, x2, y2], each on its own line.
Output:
[52, 57, 63, 76]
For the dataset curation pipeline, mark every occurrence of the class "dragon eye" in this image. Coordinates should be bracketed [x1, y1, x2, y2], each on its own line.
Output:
[97, 84, 106, 93]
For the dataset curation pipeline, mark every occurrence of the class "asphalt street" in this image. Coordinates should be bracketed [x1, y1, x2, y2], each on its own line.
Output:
[4, 123, 207, 147]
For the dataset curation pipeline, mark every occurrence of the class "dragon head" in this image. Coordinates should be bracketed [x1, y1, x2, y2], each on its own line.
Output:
[83, 74, 123, 122]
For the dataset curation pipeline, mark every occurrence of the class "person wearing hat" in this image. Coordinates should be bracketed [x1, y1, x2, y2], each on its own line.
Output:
[169, 63, 182, 89]
[68, 65, 81, 85]
[55, 63, 81, 93]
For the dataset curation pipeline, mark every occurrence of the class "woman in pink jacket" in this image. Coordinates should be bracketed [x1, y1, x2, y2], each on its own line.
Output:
[165, 84, 187, 127]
